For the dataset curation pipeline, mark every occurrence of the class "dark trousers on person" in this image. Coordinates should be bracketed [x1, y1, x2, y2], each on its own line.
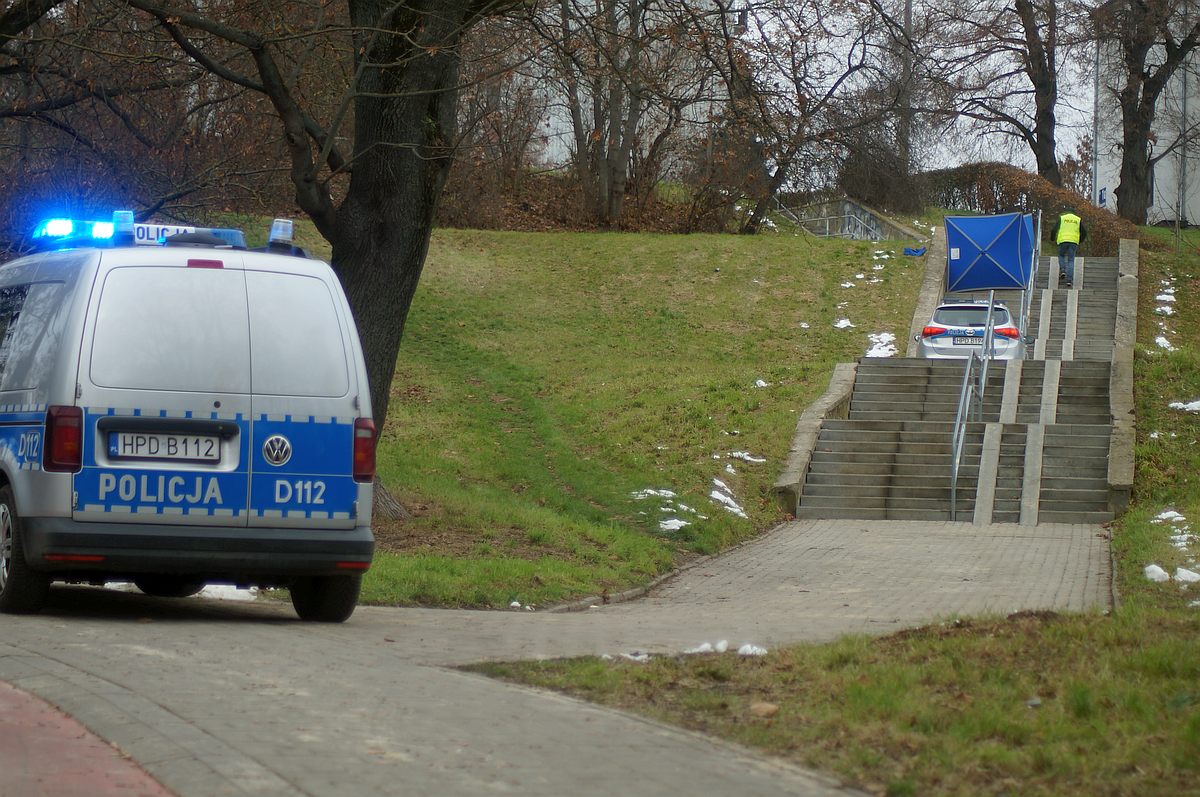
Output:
[1057, 242, 1078, 286]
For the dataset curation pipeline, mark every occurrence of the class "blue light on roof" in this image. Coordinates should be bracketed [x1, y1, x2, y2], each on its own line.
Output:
[37, 218, 74, 238]
[91, 222, 114, 240]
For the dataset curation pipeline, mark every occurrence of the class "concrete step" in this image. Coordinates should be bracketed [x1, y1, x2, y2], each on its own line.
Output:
[802, 484, 972, 500]
[818, 429, 956, 445]
[1039, 488, 1110, 506]
[810, 450, 979, 466]
[850, 410, 999, 422]
[1037, 509, 1114, 524]
[803, 472, 971, 488]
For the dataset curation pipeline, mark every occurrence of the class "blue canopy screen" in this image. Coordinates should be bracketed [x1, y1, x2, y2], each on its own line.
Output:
[945, 213, 1035, 292]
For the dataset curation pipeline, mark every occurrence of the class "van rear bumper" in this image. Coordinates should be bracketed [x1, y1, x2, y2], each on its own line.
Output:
[22, 517, 374, 585]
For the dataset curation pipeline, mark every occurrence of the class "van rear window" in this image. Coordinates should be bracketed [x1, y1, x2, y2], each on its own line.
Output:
[245, 271, 349, 397]
[90, 267, 251, 393]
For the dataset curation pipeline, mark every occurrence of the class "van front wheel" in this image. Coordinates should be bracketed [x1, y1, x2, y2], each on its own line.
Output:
[290, 575, 361, 623]
[0, 486, 50, 614]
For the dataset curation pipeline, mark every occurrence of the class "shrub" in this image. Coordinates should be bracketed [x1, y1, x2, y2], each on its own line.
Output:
[920, 162, 1139, 256]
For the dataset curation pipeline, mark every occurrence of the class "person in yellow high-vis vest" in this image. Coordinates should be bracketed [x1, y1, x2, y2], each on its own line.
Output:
[1050, 210, 1087, 288]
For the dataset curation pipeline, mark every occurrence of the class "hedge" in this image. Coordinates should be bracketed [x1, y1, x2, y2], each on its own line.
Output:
[920, 162, 1139, 256]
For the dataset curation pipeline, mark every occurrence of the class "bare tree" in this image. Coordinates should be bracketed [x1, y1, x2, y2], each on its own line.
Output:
[678, 0, 901, 233]
[1096, 0, 1200, 224]
[533, 0, 721, 226]
[923, 0, 1093, 187]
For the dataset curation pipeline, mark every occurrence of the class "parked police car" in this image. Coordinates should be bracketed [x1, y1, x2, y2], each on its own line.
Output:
[0, 212, 375, 621]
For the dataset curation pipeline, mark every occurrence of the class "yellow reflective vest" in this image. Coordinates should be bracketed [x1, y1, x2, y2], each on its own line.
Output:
[1056, 213, 1082, 245]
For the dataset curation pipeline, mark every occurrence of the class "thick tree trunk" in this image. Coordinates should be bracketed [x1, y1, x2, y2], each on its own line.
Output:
[1015, 0, 1061, 187]
[1115, 102, 1154, 225]
[326, 2, 475, 428]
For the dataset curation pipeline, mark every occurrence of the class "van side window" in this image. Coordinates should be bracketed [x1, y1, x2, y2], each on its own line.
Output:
[90, 267, 251, 393]
[245, 271, 349, 398]
[0, 282, 67, 391]
[0, 284, 30, 380]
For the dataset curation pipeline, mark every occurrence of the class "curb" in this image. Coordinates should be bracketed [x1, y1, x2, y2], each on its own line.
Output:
[546, 550, 720, 613]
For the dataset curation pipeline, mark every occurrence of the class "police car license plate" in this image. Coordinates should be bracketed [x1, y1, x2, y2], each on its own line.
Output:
[952, 336, 983, 345]
[108, 432, 220, 462]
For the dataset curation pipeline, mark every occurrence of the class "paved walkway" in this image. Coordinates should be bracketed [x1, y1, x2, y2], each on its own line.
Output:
[0, 518, 1112, 796]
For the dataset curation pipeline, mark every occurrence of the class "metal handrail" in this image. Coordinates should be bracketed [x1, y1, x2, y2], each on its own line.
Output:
[950, 290, 998, 520]
[950, 349, 982, 521]
[783, 211, 878, 241]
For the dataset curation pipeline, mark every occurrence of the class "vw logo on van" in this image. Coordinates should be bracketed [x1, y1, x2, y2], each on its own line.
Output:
[263, 435, 292, 466]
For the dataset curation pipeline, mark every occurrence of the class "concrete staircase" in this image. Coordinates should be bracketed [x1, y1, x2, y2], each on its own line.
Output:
[780, 247, 1136, 526]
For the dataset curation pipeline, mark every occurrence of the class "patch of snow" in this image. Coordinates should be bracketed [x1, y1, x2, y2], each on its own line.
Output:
[197, 585, 257, 602]
[1156, 336, 1177, 351]
[865, 332, 897, 358]
[1156, 293, 1177, 303]
[620, 652, 651, 663]
[834, 318, 855, 329]
[712, 478, 730, 492]
[1156, 306, 1175, 316]
[754, 379, 771, 388]
[1154, 510, 1186, 523]
[854, 273, 866, 280]
[724, 463, 737, 475]
[872, 264, 885, 271]
[799, 322, 810, 329]
[509, 600, 522, 609]
[685, 642, 714, 654]
[738, 644, 768, 656]
[841, 281, 855, 288]
[1145, 564, 1171, 583]
[660, 518, 690, 532]
[1170, 400, 1200, 413]
[1176, 567, 1200, 583]
[729, 451, 766, 463]
[709, 490, 748, 518]
[632, 488, 677, 500]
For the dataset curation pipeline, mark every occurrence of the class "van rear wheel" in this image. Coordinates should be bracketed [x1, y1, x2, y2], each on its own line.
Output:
[0, 486, 50, 614]
[290, 575, 361, 623]
[133, 576, 206, 598]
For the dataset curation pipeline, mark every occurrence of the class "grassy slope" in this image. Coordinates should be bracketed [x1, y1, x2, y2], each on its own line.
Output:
[366, 228, 924, 607]
[474, 229, 1200, 797]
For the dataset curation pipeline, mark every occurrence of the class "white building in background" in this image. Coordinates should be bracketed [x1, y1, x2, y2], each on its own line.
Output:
[1094, 36, 1200, 225]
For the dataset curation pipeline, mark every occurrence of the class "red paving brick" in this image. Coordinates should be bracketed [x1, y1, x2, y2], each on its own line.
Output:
[0, 681, 175, 797]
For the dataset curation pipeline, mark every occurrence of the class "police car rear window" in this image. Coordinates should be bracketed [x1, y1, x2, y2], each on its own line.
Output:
[933, 306, 1011, 327]
[245, 271, 349, 397]
[90, 267, 251, 393]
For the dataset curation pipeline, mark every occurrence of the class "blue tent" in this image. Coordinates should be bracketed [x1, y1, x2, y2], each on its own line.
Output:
[945, 213, 1035, 292]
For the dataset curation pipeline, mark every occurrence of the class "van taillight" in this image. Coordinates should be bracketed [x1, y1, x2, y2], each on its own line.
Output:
[994, 326, 1021, 340]
[353, 418, 377, 483]
[921, 325, 947, 338]
[44, 405, 83, 472]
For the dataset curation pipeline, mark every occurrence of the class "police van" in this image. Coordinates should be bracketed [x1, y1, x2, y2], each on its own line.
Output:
[0, 212, 375, 622]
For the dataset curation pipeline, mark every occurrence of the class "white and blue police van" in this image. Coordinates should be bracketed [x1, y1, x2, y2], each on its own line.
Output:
[0, 212, 376, 622]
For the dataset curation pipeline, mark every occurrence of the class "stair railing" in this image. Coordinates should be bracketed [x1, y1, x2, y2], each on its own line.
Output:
[950, 349, 981, 521]
[950, 293, 998, 521]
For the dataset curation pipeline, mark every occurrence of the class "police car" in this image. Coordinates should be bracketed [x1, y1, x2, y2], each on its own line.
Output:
[914, 300, 1027, 360]
[0, 211, 375, 621]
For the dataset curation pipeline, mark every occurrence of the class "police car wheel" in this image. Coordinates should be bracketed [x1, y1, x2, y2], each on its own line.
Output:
[0, 486, 50, 614]
[133, 575, 206, 598]
[290, 575, 361, 623]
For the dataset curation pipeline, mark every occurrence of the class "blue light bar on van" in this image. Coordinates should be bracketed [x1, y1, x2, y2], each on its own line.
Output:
[31, 212, 247, 250]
